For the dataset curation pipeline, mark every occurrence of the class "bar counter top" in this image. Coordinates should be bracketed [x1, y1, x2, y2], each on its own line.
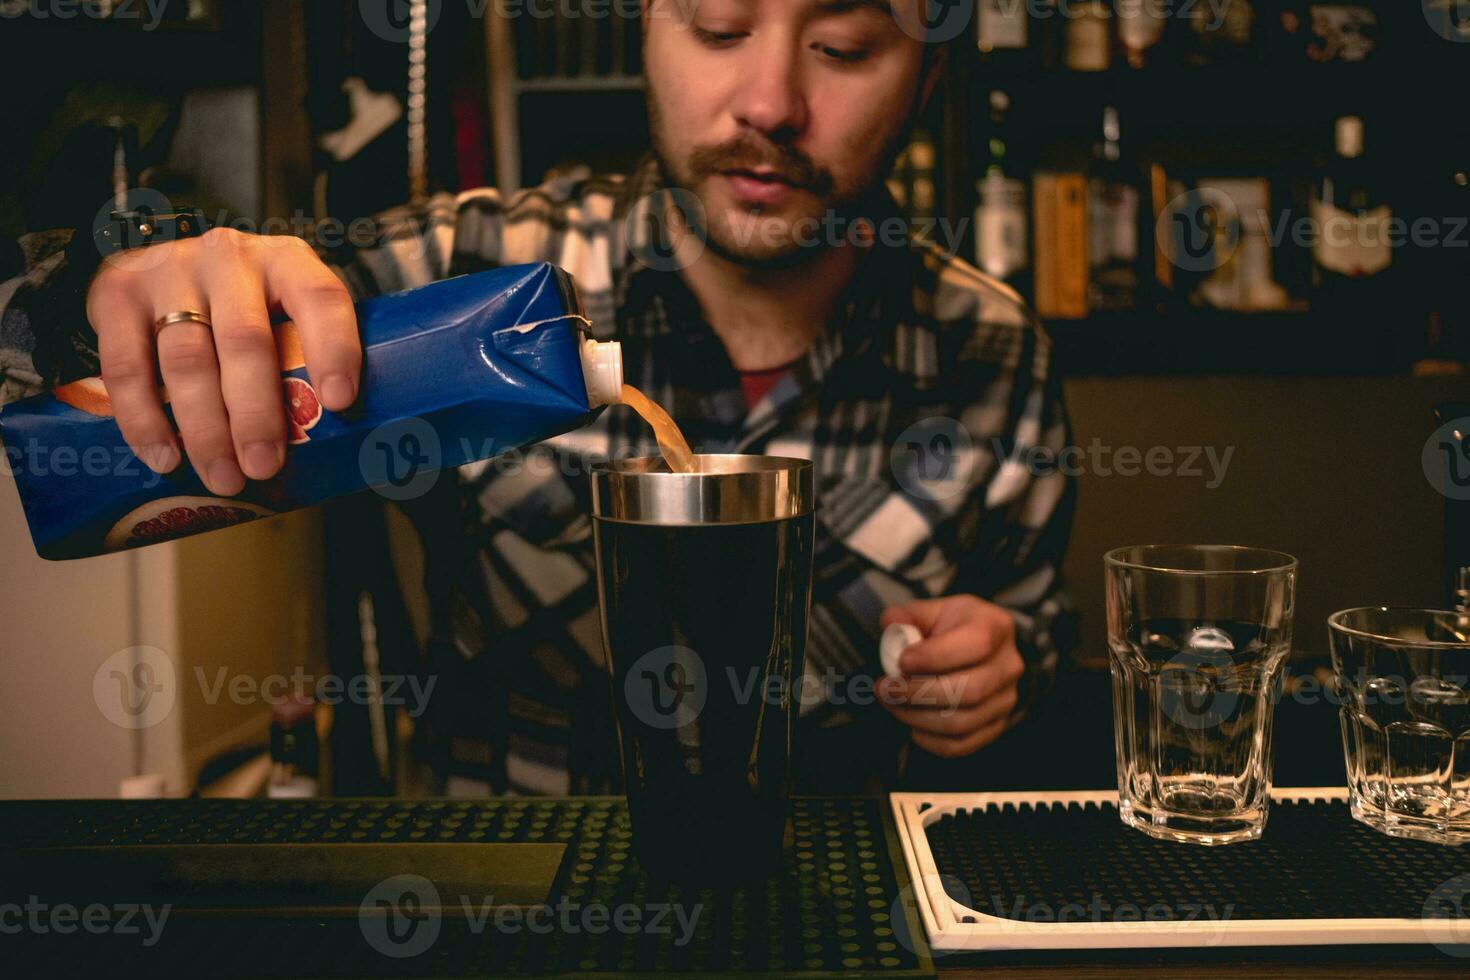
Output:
[1, 792, 1465, 977]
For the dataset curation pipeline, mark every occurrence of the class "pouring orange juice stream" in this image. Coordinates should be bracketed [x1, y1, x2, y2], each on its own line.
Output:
[618, 384, 697, 473]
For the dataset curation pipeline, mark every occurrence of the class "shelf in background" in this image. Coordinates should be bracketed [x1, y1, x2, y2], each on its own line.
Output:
[988, 60, 1390, 129]
[1044, 308, 1413, 378]
[0, 4, 257, 88]
[514, 74, 644, 93]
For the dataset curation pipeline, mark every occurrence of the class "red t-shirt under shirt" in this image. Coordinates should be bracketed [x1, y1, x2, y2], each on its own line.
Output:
[738, 360, 797, 409]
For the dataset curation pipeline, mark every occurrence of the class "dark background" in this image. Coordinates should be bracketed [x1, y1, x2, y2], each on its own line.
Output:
[0, 1, 1464, 794]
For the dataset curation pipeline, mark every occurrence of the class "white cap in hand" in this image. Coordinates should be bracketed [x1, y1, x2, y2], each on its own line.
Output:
[880, 622, 922, 678]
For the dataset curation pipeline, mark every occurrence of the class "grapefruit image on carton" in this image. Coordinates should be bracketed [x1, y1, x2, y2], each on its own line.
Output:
[104, 497, 275, 552]
[284, 377, 322, 444]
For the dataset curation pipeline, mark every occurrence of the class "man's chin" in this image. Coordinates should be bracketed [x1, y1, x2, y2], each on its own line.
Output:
[703, 202, 834, 270]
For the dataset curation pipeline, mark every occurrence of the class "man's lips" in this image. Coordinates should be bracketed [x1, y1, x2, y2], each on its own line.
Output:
[720, 169, 804, 205]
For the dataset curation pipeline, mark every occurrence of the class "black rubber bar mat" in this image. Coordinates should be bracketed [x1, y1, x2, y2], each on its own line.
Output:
[0, 797, 933, 978]
[925, 797, 1470, 923]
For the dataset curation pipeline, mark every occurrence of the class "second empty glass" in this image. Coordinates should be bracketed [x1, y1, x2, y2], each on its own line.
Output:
[1106, 545, 1297, 844]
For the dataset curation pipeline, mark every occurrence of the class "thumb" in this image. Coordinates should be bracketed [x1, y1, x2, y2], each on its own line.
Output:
[879, 606, 917, 631]
[880, 597, 948, 636]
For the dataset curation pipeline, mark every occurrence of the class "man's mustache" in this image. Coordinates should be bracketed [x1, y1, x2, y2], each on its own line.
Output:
[686, 137, 835, 198]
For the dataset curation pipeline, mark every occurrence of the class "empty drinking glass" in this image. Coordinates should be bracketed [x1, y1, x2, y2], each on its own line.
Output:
[1106, 545, 1297, 844]
[1329, 606, 1470, 845]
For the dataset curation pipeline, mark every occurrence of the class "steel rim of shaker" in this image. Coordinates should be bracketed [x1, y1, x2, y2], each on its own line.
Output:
[590, 454, 813, 525]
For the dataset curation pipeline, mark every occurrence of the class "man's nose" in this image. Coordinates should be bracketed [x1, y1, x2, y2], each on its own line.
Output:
[729, 36, 809, 140]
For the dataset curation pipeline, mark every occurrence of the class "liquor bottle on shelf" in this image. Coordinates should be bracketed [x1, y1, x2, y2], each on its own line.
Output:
[1311, 116, 1392, 302]
[977, 0, 1032, 73]
[1036, 0, 1066, 72]
[1065, 0, 1113, 72]
[1419, 141, 1470, 370]
[974, 90, 1030, 295]
[1278, 2, 1379, 63]
[887, 129, 937, 226]
[1117, 0, 1170, 69]
[1180, 0, 1261, 65]
[1191, 178, 1291, 312]
[1087, 105, 1142, 311]
[1033, 170, 1089, 320]
[1033, 139, 1088, 320]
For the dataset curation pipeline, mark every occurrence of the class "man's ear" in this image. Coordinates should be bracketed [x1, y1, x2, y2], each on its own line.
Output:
[916, 45, 948, 116]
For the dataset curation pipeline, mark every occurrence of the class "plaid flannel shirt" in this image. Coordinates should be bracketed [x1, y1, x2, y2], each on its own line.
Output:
[0, 153, 1076, 795]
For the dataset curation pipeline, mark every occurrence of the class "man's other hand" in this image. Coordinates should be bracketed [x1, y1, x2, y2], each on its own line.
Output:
[877, 595, 1024, 758]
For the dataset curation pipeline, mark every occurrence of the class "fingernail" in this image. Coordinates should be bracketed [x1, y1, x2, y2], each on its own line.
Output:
[140, 443, 180, 474]
[240, 441, 283, 479]
[320, 373, 356, 410]
[206, 458, 246, 496]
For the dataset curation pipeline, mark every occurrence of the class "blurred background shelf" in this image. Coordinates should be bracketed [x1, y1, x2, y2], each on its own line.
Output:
[1045, 308, 1408, 377]
[0, 0, 252, 86]
[513, 74, 644, 93]
[913, 0, 1469, 377]
[2, 1, 1463, 804]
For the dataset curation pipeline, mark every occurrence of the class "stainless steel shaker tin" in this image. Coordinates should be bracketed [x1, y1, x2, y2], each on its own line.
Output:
[590, 455, 814, 525]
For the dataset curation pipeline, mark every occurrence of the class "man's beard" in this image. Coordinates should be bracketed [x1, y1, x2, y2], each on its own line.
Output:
[646, 100, 912, 271]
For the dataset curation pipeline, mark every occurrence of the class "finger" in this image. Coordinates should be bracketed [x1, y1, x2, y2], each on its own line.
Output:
[880, 684, 1017, 736]
[206, 260, 287, 480]
[262, 238, 360, 411]
[882, 594, 1000, 651]
[911, 717, 1009, 759]
[879, 606, 917, 631]
[878, 658, 1018, 710]
[155, 306, 244, 495]
[885, 597, 953, 636]
[898, 624, 996, 676]
[901, 609, 1016, 676]
[90, 272, 179, 473]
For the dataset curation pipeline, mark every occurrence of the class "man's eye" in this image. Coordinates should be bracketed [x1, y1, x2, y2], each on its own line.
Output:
[691, 26, 745, 48]
[815, 43, 870, 64]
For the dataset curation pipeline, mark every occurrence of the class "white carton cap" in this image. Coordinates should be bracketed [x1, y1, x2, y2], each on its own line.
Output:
[880, 622, 923, 678]
[581, 338, 624, 407]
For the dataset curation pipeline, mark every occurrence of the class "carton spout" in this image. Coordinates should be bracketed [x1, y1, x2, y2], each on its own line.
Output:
[582, 338, 624, 408]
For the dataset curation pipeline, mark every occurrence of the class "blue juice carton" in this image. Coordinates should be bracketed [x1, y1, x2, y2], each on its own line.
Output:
[0, 262, 623, 559]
